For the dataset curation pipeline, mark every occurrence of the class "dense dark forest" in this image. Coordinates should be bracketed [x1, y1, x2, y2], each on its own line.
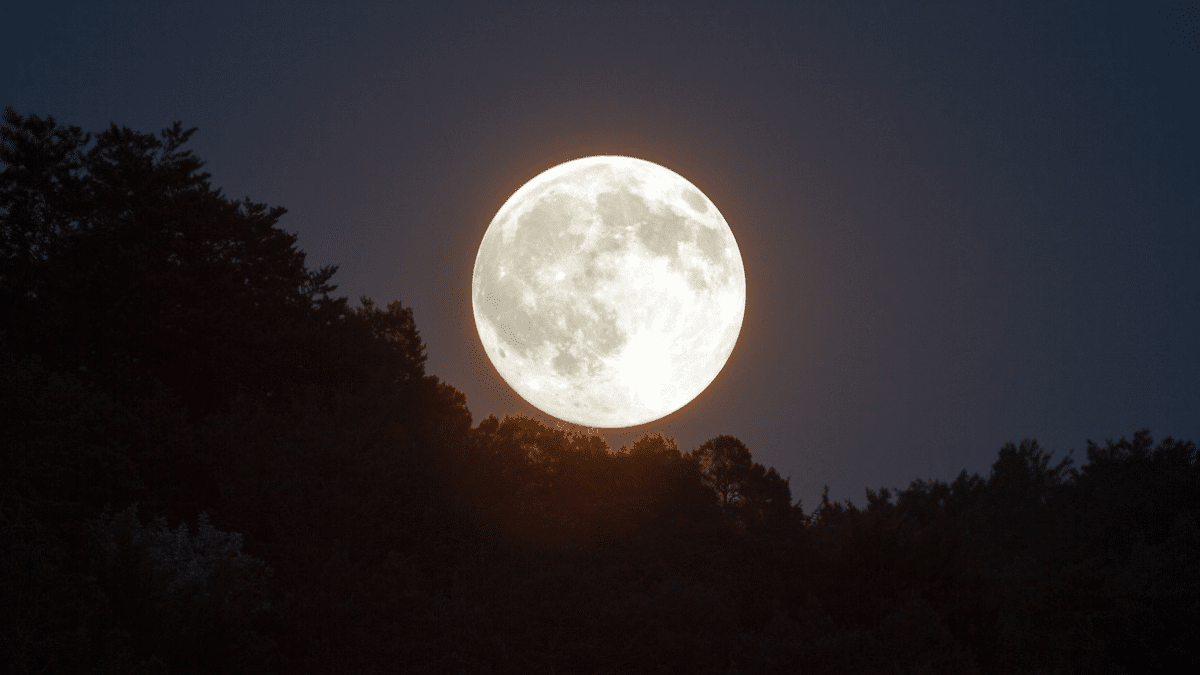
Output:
[2, 109, 1197, 674]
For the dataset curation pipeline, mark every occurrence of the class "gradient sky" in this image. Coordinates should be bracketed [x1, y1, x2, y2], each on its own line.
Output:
[5, 0, 1197, 511]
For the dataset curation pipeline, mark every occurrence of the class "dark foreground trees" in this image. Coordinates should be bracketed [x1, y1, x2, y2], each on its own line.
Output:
[0, 108, 348, 417]
[1, 109, 470, 672]
[3, 110, 1196, 674]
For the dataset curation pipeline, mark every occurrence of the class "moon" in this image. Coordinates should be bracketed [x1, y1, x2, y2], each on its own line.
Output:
[472, 156, 745, 428]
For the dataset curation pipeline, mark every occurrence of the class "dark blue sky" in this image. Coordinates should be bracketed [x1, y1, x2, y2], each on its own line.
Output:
[5, 0, 1197, 510]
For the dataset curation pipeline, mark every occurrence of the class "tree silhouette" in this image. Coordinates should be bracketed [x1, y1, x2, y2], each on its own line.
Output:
[620, 430, 680, 459]
[978, 438, 1075, 566]
[737, 462, 794, 529]
[0, 108, 342, 415]
[690, 434, 794, 531]
[6, 110, 1198, 674]
[692, 434, 754, 510]
[1056, 429, 1200, 671]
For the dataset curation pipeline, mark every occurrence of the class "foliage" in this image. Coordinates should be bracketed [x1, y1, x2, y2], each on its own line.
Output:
[0, 355, 275, 674]
[4, 110, 1197, 673]
[692, 434, 796, 530]
[0, 107, 342, 416]
[85, 504, 272, 607]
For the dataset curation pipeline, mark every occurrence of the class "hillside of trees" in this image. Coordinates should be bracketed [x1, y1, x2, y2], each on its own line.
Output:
[2, 109, 1197, 674]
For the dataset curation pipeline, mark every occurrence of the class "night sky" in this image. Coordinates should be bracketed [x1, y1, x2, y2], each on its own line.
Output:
[5, 0, 1197, 511]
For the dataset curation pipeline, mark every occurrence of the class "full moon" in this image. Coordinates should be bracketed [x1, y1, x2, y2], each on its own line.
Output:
[472, 156, 745, 428]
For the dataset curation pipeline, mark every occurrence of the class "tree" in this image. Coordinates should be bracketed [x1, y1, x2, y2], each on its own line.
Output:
[692, 435, 754, 510]
[353, 297, 427, 384]
[0, 108, 342, 415]
[621, 431, 681, 461]
[1, 111, 478, 671]
[737, 462, 794, 529]
[978, 438, 1074, 565]
[1055, 429, 1200, 671]
[688, 435, 796, 529]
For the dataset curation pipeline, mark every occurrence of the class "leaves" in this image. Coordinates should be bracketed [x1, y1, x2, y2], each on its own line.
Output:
[4, 109, 1197, 673]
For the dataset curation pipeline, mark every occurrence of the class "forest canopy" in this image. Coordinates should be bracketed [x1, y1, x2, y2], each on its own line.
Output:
[2, 110, 1196, 674]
